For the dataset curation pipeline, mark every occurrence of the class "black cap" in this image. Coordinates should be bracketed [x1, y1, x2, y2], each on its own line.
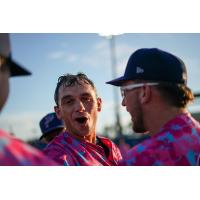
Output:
[106, 48, 187, 86]
[0, 33, 31, 77]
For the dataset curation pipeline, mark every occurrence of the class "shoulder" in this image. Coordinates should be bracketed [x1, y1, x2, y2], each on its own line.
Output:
[97, 136, 122, 157]
[0, 129, 56, 166]
[97, 136, 119, 148]
[43, 132, 71, 160]
[43, 132, 76, 165]
[44, 131, 68, 152]
[97, 135, 114, 144]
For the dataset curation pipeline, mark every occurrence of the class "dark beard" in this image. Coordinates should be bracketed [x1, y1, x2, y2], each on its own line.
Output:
[132, 122, 147, 133]
[132, 106, 147, 134]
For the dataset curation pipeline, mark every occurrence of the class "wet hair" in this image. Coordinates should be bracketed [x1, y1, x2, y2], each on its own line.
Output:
[54, 72, 97, 106]
[155, 82, 194, 108]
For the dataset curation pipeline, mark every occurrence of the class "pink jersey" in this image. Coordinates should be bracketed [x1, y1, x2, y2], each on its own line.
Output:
[44, 131, 122, 166]
[120, 112, 200, 166]
[0, 129, 57, 166]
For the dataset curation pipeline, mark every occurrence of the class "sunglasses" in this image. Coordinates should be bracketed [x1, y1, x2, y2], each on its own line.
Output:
[120, 82, 159, 98]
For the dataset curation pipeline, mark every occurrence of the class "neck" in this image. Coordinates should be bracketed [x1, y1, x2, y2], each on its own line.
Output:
[67, 130, 96, 143]
[144, 106, 187, 137]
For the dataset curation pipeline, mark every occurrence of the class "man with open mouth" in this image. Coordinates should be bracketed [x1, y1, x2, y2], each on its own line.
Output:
[43, 73, 122, 165]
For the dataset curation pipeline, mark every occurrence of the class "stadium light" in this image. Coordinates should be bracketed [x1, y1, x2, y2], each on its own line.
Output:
[99, 34, 123, 137]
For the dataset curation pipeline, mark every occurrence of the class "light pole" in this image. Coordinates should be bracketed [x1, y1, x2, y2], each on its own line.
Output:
[108, 35, 123, 138]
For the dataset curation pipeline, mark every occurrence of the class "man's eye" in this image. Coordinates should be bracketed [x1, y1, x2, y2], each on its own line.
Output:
[67, 99, 74, 104]
[62, 99, 74, 105]
[82, 97, 92, 102]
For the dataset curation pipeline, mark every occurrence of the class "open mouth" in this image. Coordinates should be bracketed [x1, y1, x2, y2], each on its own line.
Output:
[75, 117, 88, 124]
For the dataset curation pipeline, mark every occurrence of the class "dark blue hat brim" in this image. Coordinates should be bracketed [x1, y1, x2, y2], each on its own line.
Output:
[9, 59, 31, 77]
[106, 76, 129, 86]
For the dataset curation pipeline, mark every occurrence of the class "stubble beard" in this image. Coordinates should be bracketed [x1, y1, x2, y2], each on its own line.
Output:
[132, 104, 147, 134]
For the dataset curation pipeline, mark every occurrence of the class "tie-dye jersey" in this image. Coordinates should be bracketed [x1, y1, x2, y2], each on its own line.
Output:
[0, 129, 57, 166]
[120, 112, 200, 166]
[43, 131, 122, 166]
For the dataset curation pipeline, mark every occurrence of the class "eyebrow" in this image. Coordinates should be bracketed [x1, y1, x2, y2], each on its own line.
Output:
[61, 93, 92, 101]
[81, 92, 92, 97]
[60, 95, 73, 102]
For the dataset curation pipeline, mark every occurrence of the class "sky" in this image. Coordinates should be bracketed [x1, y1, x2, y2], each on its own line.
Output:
[1, 1, 199, 198]
[0, 33, 200, 141]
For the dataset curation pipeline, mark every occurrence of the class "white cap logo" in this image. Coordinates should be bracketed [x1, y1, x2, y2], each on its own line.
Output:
[136, 67, 144, 74]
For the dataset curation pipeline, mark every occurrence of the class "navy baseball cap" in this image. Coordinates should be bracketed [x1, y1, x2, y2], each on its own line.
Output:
[0, 33, 31, 77]
[39, 112, 64, 140]
[106, 48, 187, 86]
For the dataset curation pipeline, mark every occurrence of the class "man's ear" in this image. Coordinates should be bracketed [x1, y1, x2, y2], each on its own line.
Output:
[139, 85, 151, 104]
[54, 106, 62, 119]
[97, 97, 102, 112]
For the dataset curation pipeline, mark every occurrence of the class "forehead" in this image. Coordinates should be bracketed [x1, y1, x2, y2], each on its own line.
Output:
[58, 82, 96, 97]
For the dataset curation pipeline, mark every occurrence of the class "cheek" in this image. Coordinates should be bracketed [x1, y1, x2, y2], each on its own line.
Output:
[63, 109, 73, 119]
[86, 101, 96, 112]
[58, 106, 73, 120]
[0, 74, 9, 110]
[124, 96, 131, 108]
[125, 95, 138, 113]
[88, 104, 98, 119]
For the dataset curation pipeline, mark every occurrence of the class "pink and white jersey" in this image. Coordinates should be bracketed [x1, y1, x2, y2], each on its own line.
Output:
[0, 129, 57, 166]
[44, 131, 122, 166]
[120, 112, 200, 166]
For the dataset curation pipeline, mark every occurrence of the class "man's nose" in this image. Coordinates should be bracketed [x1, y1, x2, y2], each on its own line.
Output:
[121, 97, 126, 107]
[75, 100, 85, 112]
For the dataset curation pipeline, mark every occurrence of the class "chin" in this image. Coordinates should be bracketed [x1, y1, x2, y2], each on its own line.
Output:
[133, 126, 147, 134]
[77, 128, 90, 136]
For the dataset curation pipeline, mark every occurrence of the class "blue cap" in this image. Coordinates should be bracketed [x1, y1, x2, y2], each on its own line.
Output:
[39, 112, 64, 140]
[106, 48, 187, 86]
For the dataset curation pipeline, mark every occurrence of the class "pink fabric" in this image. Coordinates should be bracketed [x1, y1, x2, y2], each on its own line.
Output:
[44, 131, 122, 166]
[119, 142, 130, 158]
[120, 112, 200, 166]
[0, 129, 57, 166]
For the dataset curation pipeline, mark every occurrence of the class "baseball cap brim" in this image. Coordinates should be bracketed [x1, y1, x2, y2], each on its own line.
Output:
[106, 75, 129, 86]
[9, 58, 31, 77]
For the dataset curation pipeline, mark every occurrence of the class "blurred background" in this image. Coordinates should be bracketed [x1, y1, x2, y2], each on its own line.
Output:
[0, 33, 200, 147]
